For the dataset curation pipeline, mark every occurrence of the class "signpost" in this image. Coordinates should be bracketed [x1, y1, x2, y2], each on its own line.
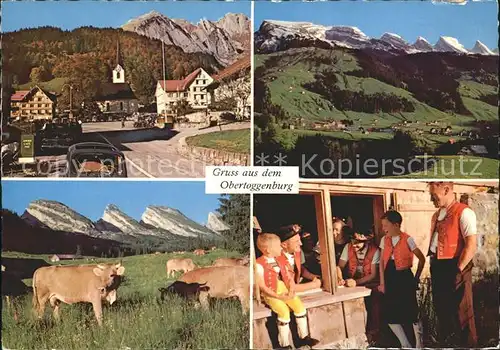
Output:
[18, 134, 36, 164]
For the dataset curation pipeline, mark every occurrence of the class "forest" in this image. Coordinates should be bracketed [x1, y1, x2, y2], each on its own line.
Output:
[3, 26, 221, 108]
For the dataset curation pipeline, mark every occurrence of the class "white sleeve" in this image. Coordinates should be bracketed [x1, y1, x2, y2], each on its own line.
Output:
[407, 236, 417, 251]
[460, 208, 477, 237]
[256, 264, 264, 278]
[379, 236, 385, 250]
[371, 249, 380, 265]
[340, 244, 349, 261]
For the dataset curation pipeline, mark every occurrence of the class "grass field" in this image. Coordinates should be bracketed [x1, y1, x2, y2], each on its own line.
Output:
[186, 129, 250, 154]
[391, 155, 499, 179]
[2, 250, 249, 349]
[15, 78, 68, 93]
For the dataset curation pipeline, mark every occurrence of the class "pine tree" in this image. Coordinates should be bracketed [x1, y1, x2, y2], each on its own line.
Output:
[216, 194, 250, 253]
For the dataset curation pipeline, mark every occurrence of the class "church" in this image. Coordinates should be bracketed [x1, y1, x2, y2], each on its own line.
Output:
[94, 43, 139, 114]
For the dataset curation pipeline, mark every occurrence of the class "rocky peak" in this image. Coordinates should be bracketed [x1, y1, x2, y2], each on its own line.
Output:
[101, 204, 146, 235]
[25, 199, 98, 235]
[122, 12, 250, 66]
[413, 36, 433, 52]
[141, 205, 221, 239]
[206, 212, 230, 232]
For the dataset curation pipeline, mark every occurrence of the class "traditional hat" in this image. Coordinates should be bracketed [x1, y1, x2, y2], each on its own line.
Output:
[277, 224, 300, 242]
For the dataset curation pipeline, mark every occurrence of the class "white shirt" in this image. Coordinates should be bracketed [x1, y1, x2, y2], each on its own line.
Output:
[340, 244, 380, 274]
[379, 235, 417, 259]
[429, 207, 477, 253]
[256, 256, 280, 279]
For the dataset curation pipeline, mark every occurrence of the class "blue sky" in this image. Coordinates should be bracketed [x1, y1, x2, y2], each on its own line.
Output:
[2, 1, 251, 33]
[2, 181, 221, 224]
[255, 1, 498, 49]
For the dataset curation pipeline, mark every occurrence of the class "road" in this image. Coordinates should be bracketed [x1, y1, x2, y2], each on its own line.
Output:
[32, 121, 250, 178]
[99, 121, 250, 178]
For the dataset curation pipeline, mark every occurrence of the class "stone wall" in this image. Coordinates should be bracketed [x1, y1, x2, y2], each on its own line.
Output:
[462, 192, 499, 281]
[177, 144, 249, 166]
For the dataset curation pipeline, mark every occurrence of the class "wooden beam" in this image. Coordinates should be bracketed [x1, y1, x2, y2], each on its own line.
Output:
[313, 190, 333, 294]
[321, 187, 337, 295]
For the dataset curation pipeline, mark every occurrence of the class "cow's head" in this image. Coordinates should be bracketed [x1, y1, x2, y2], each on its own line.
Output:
[93, 262, 125, 289]
[161, 281, 210, 300]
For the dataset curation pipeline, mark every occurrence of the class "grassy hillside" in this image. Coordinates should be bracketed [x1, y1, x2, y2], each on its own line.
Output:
[254, 47, 498, 178]
[2, 250, 249, 349]
[256, 47, 497, 130]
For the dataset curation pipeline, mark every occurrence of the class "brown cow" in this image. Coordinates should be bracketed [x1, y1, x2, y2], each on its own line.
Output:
[32, 262, 125, 326]
[212, 256, 250, 267]
[166, 258, 196, 278]
[193, 249, 205, 256]
[179, 266, 249, 313]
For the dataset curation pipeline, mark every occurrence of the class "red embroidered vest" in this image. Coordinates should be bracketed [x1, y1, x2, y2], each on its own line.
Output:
[280, 251, 302, 283]
[427, 202, 468, 259]
[346, 243, 378, 278]
[382, 232, 413, 271]
[256, 255, 292, 292]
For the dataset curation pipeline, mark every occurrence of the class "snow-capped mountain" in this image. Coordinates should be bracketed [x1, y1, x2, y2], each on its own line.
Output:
[470, 40, 495, 55]
[122, 11, 250, 66]
[380, 33, 414, 52]
[413, 36, 434, 52]
[434, 36, 468, 54]
[255, 20, 496, 56]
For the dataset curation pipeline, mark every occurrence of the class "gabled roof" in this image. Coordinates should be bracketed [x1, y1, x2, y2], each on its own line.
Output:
[94, 83, 137, 101]
[212, 55, 250, 81]
[11, 86, 57, 102]
[11, 90, 30, 101]
[158, 68, 203, 92]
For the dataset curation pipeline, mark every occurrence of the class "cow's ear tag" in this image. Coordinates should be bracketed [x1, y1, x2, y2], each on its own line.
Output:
[117, 266, 125, 275]
[93, 267, 104, 276]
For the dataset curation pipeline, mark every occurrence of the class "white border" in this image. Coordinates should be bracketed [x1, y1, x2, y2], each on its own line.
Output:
[250, 0, 255, 169]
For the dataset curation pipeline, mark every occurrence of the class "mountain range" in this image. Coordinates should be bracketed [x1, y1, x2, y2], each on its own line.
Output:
[2, 200, 227, 255]
[255, 20, 498, 56]
[122, 12, 250, 66]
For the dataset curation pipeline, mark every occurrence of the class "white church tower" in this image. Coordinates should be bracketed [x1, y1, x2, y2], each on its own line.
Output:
[112, 41, 125, 84]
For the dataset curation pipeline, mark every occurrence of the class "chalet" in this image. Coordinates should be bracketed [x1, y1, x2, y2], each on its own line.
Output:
[253, 180, 498, 348]
[204, 55, 251, 119]
[10, 86, 57, 121]
[95, 44, 139, 114]
[156, 68, 214, 115]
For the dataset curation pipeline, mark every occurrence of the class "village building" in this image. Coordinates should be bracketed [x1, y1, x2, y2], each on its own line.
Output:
[10, 86, 57, 121]
[253, 180, 498, 348]
[94, 43, 139, 114]
[155, 68, 214, 115]
[312, 120, 346, 130]
[204, 55, 251, 119]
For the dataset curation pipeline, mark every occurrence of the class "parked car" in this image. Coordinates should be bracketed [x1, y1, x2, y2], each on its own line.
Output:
[65, 142, 127, 177]
[37, 122, 82, 151]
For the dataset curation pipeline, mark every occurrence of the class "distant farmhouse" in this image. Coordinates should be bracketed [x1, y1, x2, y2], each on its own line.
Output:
[10, 86, 57, 122]
[94, 43, 139, 114]
[155, 68, 214, 115]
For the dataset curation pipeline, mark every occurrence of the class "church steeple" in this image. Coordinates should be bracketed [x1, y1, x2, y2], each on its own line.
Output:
[112, 40, 125, 84]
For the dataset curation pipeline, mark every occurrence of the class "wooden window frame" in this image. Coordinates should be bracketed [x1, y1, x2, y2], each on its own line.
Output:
[299, 182, 391, 295]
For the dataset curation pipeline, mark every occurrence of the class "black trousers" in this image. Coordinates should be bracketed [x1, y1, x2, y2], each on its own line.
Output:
[430, 257, 477, 347]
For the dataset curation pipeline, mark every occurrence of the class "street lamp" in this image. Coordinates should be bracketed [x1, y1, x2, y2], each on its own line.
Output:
[62, 84, 75, 120]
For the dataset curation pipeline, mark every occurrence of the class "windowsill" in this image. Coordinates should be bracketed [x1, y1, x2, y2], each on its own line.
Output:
[253, 286, 371, 320]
